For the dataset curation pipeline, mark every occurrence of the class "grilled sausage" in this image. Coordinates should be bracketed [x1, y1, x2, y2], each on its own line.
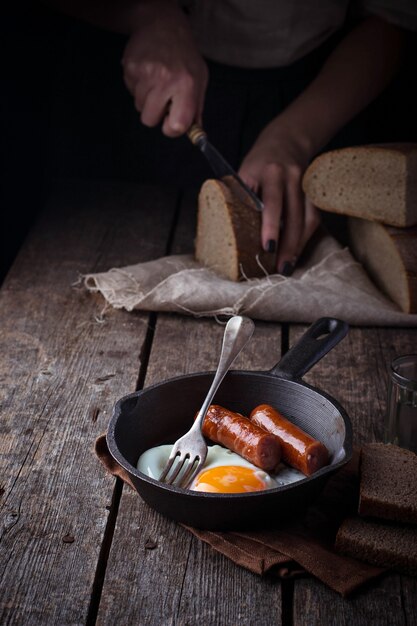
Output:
[249, 404, 329, 476]
[202, 405, 281, 471]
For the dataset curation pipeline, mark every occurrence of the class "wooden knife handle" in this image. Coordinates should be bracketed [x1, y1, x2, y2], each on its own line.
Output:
[187, 124, 207, 145]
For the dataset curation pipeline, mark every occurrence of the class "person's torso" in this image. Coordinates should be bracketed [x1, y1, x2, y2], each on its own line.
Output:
[183, 0, 352, 68]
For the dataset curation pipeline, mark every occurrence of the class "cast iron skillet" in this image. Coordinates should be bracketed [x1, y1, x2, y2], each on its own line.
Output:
[107, 317, 352, 530]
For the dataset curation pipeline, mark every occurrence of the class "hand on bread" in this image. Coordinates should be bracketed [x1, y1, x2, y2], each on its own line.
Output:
[121, 1, 208, 138]
[120, 6, 403, 279]
[239, 124, 321, 275]
[235, 16, 405, 276]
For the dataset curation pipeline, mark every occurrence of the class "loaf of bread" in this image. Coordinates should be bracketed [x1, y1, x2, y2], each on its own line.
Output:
[347, 217, 417, 314]
[358, 443, 417, 524]
[195, 177, 276, 281]
[302, 144, 417, 227]
[335, 516, 417, 576]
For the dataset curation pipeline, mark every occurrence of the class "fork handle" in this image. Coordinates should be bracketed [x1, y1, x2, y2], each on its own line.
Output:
[193, 316, 255, 432]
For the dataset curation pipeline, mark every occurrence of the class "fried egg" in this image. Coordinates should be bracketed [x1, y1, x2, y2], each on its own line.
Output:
[137, 444, 279, 493]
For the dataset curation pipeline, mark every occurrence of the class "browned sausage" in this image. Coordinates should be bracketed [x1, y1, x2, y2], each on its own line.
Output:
[249, 404, 329, 476]
[202, 405, 281, 472]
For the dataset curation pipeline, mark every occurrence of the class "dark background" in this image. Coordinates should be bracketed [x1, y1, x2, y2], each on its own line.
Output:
[2, 2, 417, 282]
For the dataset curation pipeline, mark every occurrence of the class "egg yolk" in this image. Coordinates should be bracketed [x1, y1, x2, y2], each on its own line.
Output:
[192, 465, 267, 493]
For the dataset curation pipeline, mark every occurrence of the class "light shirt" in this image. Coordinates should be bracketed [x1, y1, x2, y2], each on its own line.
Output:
[183, 0, 417, 68]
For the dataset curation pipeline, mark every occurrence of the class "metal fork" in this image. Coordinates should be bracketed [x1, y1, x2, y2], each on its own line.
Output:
[158, 315, 255, 489]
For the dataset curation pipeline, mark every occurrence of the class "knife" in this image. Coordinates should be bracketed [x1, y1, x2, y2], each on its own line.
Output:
[187, 124, 264, 212]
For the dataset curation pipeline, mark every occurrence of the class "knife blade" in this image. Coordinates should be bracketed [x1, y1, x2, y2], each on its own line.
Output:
[187, 124, 264, 212]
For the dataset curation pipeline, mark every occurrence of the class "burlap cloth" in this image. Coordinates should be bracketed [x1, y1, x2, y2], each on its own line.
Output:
[84, 231, 417, 326]
[96, 435, 385, 597]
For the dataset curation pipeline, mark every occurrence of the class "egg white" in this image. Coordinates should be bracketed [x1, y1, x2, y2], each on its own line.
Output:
[137, 444, 279, 492]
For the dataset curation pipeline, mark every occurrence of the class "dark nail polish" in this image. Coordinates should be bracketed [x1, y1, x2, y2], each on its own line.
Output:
[280, 261, 294, 277]
[267, 239, 276, 253]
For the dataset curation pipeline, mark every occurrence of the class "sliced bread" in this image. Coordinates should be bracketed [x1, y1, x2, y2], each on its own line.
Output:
[195, 177, 276, 281]
[302, 143, 417, 227]
[335, 516, 417, 576]
[347, 217, 417, 314]
[358, 443, 417, 524]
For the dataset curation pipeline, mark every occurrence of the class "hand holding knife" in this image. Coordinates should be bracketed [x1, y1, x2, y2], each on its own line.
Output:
[187, 124, 264, 212]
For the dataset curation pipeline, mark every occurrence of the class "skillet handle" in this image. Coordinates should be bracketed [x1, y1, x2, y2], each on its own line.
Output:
[270, 317, 349, 380]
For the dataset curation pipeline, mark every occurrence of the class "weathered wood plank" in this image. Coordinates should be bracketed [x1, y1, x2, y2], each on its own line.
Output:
[290, 324, 417, 624]
[97, 476, 283, 626]
[96, 192, 284, 625]
[96, 316, 284, 626]
[169, 187, 198, 256]
[294, 575, 411, 626]
[400, 576, 417, 622]
[292, 325, 417, 446]
[0, 180, 178, 625]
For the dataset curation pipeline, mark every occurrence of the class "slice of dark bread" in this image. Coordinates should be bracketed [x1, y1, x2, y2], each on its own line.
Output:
[195, 177, 276, 281]
[347, 218, 417, 314]
[359, 443, 417, 524]
[335, 516, 417, 576]
[302, 143, 417, 227]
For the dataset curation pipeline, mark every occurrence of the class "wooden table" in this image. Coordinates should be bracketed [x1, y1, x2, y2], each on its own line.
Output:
[1, 179, 416, 625]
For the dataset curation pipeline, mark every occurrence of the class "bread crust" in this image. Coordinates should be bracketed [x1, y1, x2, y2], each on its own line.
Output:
[335, 443, 417, 576]
[195, 177, 276, 281]
[359, 443, 417, 524]
[302, 143, 417, 227]
[347, 218, 417, 314]
[335, 516, 417, 576]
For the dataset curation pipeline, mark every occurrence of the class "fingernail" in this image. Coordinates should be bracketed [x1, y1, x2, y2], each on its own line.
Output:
[266, 239, 276, 253]
[280, 261, 294, 277]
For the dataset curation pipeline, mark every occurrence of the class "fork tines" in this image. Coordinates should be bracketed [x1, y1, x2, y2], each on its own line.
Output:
[159, 451, 203, 489]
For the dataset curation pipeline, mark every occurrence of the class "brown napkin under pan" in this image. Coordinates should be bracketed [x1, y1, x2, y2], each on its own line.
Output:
[95, 436, 385, 597]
